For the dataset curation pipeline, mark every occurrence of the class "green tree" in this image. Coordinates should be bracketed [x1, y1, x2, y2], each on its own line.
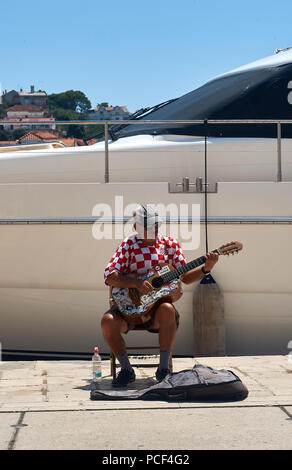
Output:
[66, 125, 85, 139]
[0, 129, 10, 140]
[12, 128, 27, 140]
[84, 124, 104, 140]
[52, 108, 80, 121]
[50, 107, 89, 139]
[97, 102, 109, 108]
[0, 127, 27, 141]
[0, 101, 13, 119]
[47, 90, 93, 139]
[48, 90, 91, 113]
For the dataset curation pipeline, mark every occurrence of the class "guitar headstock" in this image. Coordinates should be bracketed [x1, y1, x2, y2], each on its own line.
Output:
[217, 241, 243, 256]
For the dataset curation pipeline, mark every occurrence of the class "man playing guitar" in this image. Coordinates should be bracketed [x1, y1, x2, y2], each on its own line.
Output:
[101, 204, 219, 387]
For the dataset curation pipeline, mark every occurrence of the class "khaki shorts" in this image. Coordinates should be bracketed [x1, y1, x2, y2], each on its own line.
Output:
[105, 304, 180, 334]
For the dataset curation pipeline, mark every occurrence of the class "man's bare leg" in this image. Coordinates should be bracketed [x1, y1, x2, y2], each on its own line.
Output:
[101, 311, 128, 356]
[152, 302, 177, 351]
[101, 312, 135, 385]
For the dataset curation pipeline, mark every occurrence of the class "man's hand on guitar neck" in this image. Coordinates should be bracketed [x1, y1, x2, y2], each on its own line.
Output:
[204, 252, 219, 271]
[181, 252, 219, 284]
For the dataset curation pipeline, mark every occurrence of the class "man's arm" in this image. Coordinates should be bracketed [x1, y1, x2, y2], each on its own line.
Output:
[180, 252, 219, 285]
[106, 271, 153, 294]
[106, 252, 219, 289]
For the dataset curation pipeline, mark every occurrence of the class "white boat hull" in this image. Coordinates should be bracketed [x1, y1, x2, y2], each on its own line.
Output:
[1, 179, 291, 357]
[0, 135, 291, 184]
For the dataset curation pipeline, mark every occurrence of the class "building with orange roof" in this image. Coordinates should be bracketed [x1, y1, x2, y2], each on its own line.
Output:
[1, 85, 47, 107]
[89, 105, 130, 121]
[0, 93, 55, 131]
[6, 105, 49, 118]
[0, 117, 56, 131]
[18, 131, 85, 147]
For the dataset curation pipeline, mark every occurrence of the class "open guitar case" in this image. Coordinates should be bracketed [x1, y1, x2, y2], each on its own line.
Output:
[90, 364, 248, 402]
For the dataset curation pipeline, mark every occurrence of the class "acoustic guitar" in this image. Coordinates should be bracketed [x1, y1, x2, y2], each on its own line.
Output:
[111, 241, 243, 325]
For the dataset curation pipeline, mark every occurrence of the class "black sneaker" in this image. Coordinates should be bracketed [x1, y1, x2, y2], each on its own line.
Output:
[155, 368, 171, 381]
[112, 368, 136, 388]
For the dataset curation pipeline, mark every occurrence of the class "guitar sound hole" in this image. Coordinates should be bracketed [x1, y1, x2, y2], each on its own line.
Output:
[152, 277, 164, 289]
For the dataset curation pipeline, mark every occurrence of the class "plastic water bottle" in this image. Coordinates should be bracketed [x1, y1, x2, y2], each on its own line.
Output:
[92, 346, 102, 382]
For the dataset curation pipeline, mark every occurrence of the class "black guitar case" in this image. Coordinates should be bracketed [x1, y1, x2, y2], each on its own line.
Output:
[90, 364, 248, 402]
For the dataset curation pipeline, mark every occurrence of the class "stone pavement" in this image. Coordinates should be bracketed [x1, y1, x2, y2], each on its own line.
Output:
[0, 355, 291, 450]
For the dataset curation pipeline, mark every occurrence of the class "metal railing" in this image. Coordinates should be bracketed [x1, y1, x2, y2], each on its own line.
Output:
[1, 118, 292, 183]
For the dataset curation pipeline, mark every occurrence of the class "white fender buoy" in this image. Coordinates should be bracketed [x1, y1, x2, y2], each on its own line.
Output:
[193, 273, 226, 357]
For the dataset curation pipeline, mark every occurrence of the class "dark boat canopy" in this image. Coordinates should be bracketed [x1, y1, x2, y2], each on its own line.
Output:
[110, 49, 292, 140]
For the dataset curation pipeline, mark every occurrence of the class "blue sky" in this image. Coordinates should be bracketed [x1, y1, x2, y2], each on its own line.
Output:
[2, 0, 292, 113]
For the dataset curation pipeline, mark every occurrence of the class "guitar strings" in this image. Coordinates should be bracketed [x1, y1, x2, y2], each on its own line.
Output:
[159, 249, 220, 285]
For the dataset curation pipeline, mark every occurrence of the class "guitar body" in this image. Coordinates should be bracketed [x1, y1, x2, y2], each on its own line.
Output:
[112, 263, 182, 325]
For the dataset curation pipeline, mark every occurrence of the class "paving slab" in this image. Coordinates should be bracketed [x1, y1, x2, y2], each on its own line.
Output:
[284, 407, 292, 418]
[0, 412, 21, 450]
[0, 356, 292, 450]
[11, 407, 292, 450]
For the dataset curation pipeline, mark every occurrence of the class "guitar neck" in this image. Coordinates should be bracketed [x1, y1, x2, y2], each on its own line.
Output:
[161, 249, 220, 284]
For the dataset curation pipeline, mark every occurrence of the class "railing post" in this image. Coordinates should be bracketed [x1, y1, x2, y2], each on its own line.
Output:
[277, 122, 282, 182]
[104, 122, 109, 183]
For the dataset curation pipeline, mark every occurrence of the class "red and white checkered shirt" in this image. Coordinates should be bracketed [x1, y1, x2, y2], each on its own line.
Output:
[104, 235, 186, 283]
